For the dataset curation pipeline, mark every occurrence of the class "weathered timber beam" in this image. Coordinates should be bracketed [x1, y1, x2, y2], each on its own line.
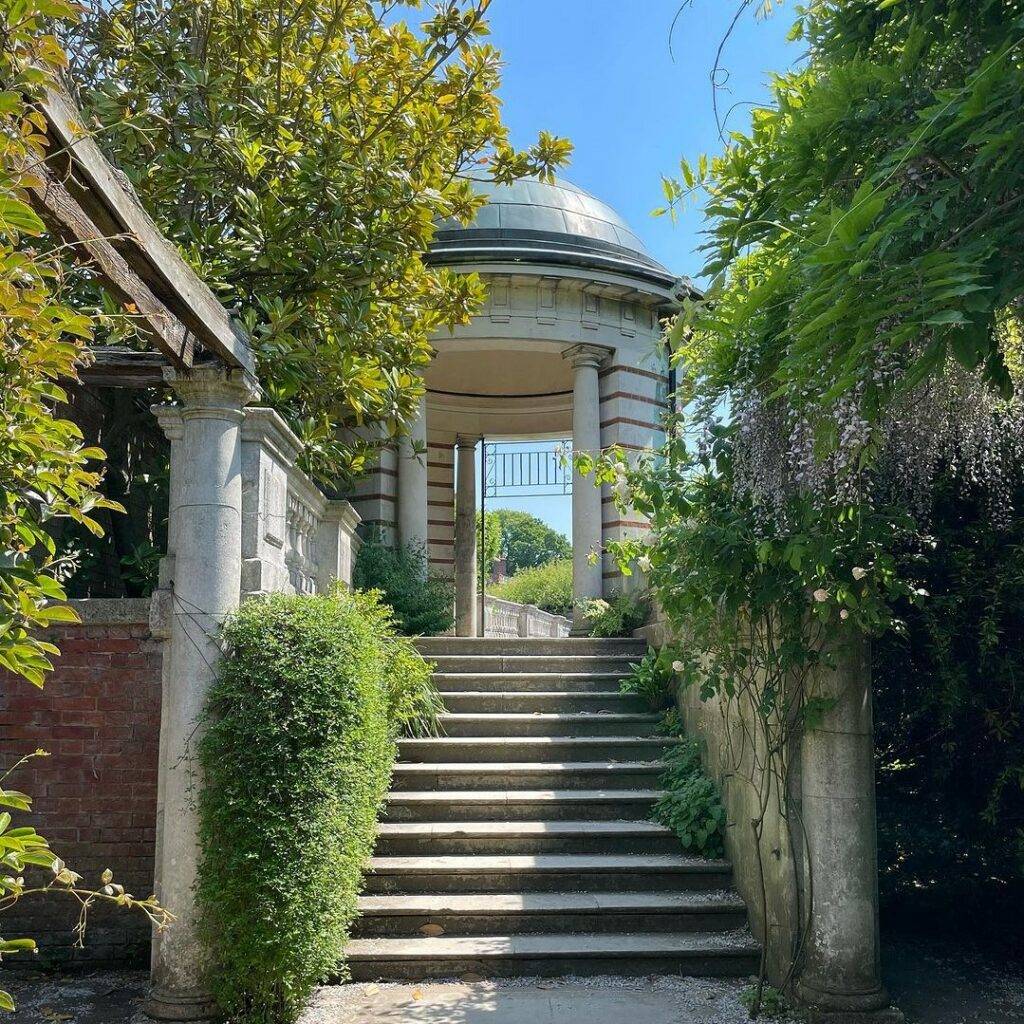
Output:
[29, 163, 195, 369]
[37, 85, 256, 375]
[79, 347, 170, 389]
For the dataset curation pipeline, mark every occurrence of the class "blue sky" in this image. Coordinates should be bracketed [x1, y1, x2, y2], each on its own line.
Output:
[473, 1, 798, 540]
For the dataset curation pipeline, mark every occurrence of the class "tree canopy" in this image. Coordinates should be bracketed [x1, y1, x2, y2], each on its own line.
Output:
[66, 0, 570, 483]
[492, 508, 570, 575]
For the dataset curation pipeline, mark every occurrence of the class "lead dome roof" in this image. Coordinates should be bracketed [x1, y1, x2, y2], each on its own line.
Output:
[430, 176, 676, 290]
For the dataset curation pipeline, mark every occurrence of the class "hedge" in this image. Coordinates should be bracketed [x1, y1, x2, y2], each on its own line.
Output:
[196, 588, 438, 1023]
[489, 557, 572, 616]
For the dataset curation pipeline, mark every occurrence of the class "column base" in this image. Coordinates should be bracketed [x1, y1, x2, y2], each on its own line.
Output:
[805, 1009, 904, 1024]
[144, 986, 219, 1022]
[797, 980, 903, 1024]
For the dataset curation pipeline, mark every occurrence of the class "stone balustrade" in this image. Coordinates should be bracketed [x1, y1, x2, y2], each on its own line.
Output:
[239, 407, 361, 598]
[484, 596, 571, 638]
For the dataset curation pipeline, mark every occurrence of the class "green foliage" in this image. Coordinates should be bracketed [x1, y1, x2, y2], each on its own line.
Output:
[0, 0, 122, 688]
[67, 0, 571, 484]
[739, 983, 791, 1020]
[352, 536, 454, 636]
[489, 557, 572, 617]
[476, 509, 503, 579]
[619, 648, 675, 708]
[198, 589, 436, 1023]
[492, 509, 570, 575]
[582, 590, 649, 638]
[665, 1, 1024, 426]
[653, 737, 726, 859]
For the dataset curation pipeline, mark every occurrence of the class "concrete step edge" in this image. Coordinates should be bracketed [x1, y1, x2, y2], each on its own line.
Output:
[368, 854, 731, 873]
[356, 892, 747, 916]
[377, 820, 673, 837]
[387, 789, 666, 803]
[346, 932, 760, 959]
[392, 760, 663, 772]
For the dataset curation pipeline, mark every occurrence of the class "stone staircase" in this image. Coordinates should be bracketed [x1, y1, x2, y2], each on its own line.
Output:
[347, 637, 758, 980]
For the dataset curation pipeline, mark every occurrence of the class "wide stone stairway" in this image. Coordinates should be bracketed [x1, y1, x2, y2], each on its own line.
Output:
[347, 637, 759, 980]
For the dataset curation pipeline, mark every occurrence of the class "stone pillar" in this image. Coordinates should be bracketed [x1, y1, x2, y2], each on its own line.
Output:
[147, 365, 256, 1022]
[563, 344, 609, 634]
[397, 393, 429, 558]
[797, 626, 899, 1024]
[453, 436, 478, 637]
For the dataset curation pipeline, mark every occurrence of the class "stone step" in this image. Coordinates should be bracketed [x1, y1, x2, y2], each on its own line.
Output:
[353, 891, 749, 938]
[363, 854, 733, 894]
[374, 819, 680, 856]
[432, 672, 629, 693]
[346, 931, 760, 981]
[427, 655, 639, 675]
[390, 760, 664, 792]
[438, 691, 648, 714]
[398, 736, 676, 764]
[416, 638, 646, 658]
[436, 713, 662, 738]
[384, 789, 665, 823]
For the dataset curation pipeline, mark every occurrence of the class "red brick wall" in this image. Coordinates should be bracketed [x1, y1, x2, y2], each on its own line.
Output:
[0, 599, 162, 965]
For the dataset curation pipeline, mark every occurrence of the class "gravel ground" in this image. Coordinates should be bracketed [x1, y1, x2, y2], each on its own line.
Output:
[4, 930, 1023, 1024]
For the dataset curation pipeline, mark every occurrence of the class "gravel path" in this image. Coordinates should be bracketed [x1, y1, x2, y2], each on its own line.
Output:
[4, 930, 1023, 1024]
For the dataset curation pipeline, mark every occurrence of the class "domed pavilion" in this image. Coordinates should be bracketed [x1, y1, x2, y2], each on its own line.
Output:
[346, 177, 689, 633]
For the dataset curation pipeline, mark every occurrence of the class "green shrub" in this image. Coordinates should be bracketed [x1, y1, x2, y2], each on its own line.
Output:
[619, 649, 674, 708]
[197, 588, 438, 1023]
[739, 984, 791, 1020]
[489, 557, 572, 616]
[352, 535, 454, 636]
[653, 737, 726, 859]
[582, 590, 649, 637]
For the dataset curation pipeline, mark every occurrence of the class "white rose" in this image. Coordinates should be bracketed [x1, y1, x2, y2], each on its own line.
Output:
[637, 555, 652, 573]
[852, 567, 867, 580]
[813, 588, 829, 603]
[671, 660, 684, 673]
[840, 609, 849, 620]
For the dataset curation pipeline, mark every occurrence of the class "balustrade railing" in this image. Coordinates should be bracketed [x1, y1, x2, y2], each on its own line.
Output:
[484, 596, 571, 638]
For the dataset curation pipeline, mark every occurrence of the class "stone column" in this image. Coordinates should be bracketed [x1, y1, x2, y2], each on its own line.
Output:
[796, 626, 899, 1024]
[147, 365, 256, 1022]
[453, 436, 478, 637]
[397, 392, 429, 559]
[563, 344, 609, 634]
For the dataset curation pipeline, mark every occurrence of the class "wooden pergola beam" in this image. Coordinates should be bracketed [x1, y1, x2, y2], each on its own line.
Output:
[78, 347, 170, 389]
[34, 85, 256, 376]
[31, 163, 195, 368]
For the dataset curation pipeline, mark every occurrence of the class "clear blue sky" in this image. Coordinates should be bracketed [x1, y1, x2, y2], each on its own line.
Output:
[474, 1, 798, 541]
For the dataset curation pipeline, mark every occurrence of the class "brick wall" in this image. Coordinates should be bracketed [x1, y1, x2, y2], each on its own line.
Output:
[0, 599, 162, 965]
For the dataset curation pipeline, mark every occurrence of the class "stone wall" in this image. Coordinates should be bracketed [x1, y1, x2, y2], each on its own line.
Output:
[637, 609, 804, 987]
[0, 599, 161, 965]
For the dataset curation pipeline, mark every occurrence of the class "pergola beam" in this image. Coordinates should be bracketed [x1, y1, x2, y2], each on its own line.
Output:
[33, 85, 256, 376]
[78, 348, 170, 389]
[30, 163, 195, 369]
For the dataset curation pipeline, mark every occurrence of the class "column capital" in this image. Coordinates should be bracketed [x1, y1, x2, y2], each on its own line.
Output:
[561, 343, 611, 370]
[151, 404, 184, 443]
[455, 434, 481, 451]
[164, 363, 260, 416]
